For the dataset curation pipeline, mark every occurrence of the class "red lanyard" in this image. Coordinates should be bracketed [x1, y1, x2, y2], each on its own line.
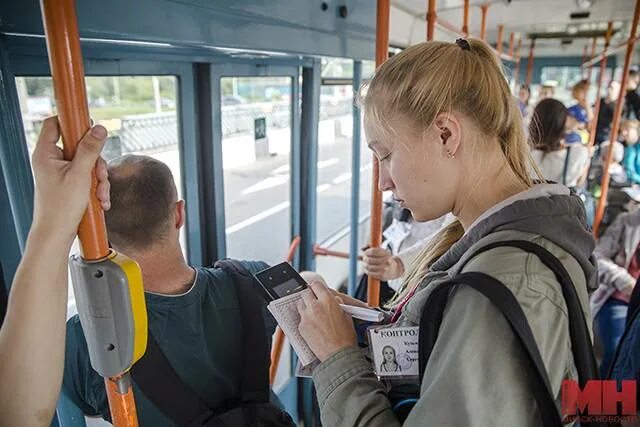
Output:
[391, 285, 419, 323]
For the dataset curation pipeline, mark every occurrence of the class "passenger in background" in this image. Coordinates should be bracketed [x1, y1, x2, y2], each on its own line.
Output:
[597, 139, 628, 187]
[594, 81, 621, 145]
[621, 120, 640, 184]
[362, 210, 450, 292]
[569, 79, 593, 124]
[537, 80, 556, 102]
[566, 103, 590, 145]
[591, 208, 640, 376]
[0, 117, 110, 427]
[517, 84, 531, 118]
[530, 98, 591, 187]
[624, 67, 640, 120]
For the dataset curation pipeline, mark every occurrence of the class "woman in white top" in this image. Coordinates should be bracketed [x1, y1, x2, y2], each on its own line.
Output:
[530, 98, 590, 187]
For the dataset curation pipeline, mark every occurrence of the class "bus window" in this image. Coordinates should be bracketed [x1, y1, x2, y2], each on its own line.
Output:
[15, 75, 184, 317]
[313, 82, 353, 287]
[220, 76, 293, 265]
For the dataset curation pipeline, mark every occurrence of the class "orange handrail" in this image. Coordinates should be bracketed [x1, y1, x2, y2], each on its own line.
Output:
[313, 245, 364, 261]
[508, 32, 515, 57]
[525, 38, 536, 87]
[479, 4, 488, 41]
[587, 37, 598, 82]
[593, 0, 640, 237]
[426, 0, 437, 41]
[587, 22, 614, 151]
[462, 0, 470, 37]
[513, 37, 523, 91]
[40, 0, 108, 261]
[582, 44, 589, 67]
[285, 235, 301, 263]
[496, 25, 504, 55]
[435, 16, 516, 62]
[583, 34, 640, 69]
[40, 1, 139, 425]
[368, 0, 390, 308]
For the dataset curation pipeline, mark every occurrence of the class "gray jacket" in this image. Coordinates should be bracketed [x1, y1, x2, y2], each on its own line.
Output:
[312, 184, 596, 426]
[590, 209, 640, 316]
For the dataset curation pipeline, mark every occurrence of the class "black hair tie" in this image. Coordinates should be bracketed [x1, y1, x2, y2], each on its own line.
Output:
[455, 38, 471, 51]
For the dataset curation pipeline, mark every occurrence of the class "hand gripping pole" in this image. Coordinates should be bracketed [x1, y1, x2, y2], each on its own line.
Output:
[39, 1, 147, 425]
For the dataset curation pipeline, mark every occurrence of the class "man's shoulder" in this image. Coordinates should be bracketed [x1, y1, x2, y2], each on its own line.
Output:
[199, 260, 270, 283]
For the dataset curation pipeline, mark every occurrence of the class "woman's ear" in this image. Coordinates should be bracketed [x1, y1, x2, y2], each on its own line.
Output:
[434, 113, 462, 159]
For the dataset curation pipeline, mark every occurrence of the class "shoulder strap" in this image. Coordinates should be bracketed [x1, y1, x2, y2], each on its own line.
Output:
[130, 333, 215, 426]
[214, 259, 270, 404]
[419, 240, 600, 427]
[419, 272, 563, 427]
[562, 146, 572, 186]
[130, 261, 271, 427]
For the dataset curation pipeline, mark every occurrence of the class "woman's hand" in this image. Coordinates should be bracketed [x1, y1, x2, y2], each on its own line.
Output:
[362, 247, 404, 281]
[300, 270, 371, 308]
[298, 281, 357, 362]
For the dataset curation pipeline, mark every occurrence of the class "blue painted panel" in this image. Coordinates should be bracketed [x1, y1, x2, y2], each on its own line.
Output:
[349, 60, 362, 296]
[0, 0, 376, 60]
[0, 37, 34, 257]
[517, 56, 618, 85]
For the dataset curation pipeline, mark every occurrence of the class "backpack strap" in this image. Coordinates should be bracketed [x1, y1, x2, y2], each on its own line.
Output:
[213, 259, 271, 404]
[419, 272, 563, 427]
[562, 146, 572, 186]
[418, 240, 600, 427]
[130, 333, 216, 426]
[130, 261, 271, 426]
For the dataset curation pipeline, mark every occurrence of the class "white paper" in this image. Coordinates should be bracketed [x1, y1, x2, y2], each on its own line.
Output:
[267, 291, 317, 366]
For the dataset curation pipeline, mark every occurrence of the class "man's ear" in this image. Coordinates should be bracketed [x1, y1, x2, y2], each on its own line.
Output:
[175, 200, 186, 229]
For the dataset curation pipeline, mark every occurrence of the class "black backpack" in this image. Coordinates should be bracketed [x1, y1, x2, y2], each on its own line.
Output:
[130, 260, 295, 427]
[392, 240, 614, 427]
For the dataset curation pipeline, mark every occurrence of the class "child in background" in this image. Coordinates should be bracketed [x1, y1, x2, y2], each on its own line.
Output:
[598, 140, 628, 187]
[566, 104, 590, 145]
[622, 120, 640, 184]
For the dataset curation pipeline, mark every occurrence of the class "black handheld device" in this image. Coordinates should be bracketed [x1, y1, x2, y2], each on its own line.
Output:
[253, 262, 308, 300]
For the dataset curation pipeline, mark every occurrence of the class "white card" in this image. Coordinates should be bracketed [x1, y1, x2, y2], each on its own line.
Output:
[368, 326, 419, 378]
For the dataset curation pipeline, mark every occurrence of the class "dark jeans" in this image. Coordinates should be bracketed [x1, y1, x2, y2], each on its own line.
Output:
[594, 298, 628, 377]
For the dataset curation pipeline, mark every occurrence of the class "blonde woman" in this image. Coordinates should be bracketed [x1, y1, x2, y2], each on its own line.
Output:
[296, 39, 596, 426]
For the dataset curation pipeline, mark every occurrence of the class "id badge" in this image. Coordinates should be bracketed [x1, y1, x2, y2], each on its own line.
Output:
[368, 326, 419, 378]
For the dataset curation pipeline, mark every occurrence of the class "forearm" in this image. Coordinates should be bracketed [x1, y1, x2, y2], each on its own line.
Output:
[313, 348, 401, 427]
[0, 226, 74, 426]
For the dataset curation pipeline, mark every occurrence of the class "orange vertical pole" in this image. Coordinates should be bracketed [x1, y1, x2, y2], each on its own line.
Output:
[508, 32, 515, 57]
[593, 1, 640, 237]
[39, 1, 139, 426]
[496, 25, 504, 54]
[462, 0, 470, 36]
[525, 38, 536, 87]
[427, 0, 437, 41]
[587, 37, 598, 82]
[587, 22, 614, 151]
[480, 5, 488, 41]
[40, 0, 108, 260]
[513, 37, 522, 91]
[368, 0, 390, 308]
